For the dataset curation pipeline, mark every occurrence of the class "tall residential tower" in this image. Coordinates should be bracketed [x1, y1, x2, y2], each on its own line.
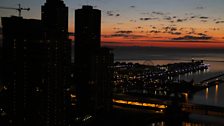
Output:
[1, 0, 71, 126]
[42, 0, 70, 125]
[1, 16, 44, 126]
[75, 5, 114, 116]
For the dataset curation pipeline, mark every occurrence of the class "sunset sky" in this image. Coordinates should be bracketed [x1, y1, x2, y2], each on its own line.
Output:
[0, 0, 224, 48]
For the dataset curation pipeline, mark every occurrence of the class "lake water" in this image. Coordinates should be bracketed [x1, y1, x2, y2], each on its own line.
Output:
[117, 57, 224, 126]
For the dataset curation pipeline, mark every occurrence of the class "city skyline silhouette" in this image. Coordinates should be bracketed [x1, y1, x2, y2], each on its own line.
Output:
[0, 0, 224, 48]
[0, 0, 224, 126]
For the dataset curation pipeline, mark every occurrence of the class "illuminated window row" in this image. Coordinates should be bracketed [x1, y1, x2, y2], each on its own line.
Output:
[113, 99, 167, 109]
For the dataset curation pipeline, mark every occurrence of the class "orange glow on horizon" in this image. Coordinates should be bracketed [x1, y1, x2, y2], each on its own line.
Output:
[101, 39, 224, 48]
[68, 35, 224, 48]
[98, 17, 224, 48]
[69, 22, 224, 48]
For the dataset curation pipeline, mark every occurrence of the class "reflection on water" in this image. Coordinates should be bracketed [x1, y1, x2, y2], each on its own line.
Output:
[215, 84, 218, 104]
[205, 87, 208, 100]
[191, 82, 224, 107]
[150, 117, 224, 126]
[183, 93, 188, 103]
[119, 58, 224, 126]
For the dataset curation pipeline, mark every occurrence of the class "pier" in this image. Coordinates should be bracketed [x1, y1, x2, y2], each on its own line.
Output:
[192, 72, 224, 92]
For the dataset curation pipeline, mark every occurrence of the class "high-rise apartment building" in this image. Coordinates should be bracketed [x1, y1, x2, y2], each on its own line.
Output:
[1, 0, 71, 125]
[1, 16, 45, 126]
[75, 5, 113, 116]
[42, 0, 70, 125]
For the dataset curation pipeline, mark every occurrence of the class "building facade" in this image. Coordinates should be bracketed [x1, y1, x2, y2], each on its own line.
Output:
[1, 0, 71, 126]
[75, 5, 113, 116]
[41, 0, 70, 125]
[1, 16, 46, 126]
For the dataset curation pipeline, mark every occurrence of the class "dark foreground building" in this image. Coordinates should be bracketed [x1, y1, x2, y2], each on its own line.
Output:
[1, 0, 71, 126]
[42, 0, 71, 125]
[75, 5, 114, 116]
[1, 16, 45, 126]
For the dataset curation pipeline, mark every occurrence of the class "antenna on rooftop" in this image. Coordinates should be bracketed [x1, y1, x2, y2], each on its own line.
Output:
[0, 4, 30, 17]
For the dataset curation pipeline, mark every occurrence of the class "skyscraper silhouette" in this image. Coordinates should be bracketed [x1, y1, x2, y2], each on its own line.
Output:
[42, 0, 68, 40]
[75, 5, 101, 51]
[42, 0, 70, 125]
[1, 0, 71, 126]
[1, 16, 45, 126]
[75, 5, 114, 116]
